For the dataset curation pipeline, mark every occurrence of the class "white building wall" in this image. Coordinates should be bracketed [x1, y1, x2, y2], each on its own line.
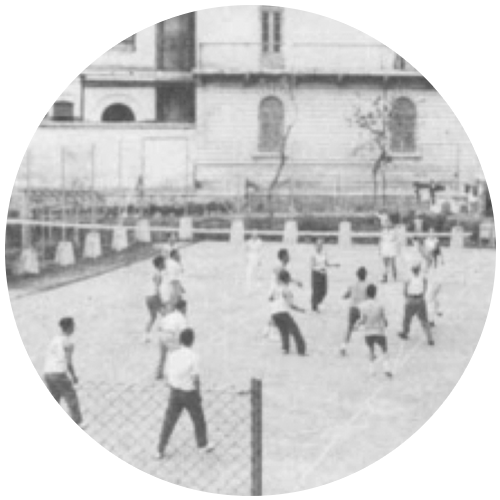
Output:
[196, 80, 482, 190]
[19, 125, 194, 191]
[89, 25, 156, 70]
[197, 6, 398, 73]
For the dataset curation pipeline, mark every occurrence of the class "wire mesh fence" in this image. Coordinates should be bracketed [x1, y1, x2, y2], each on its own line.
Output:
[76, 379, 262, 495]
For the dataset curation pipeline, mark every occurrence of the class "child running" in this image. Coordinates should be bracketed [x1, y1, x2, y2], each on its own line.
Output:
[269, 269, 307, 356]
[262, 249, 302, 339]
[356, 284, 393, 377]
[339, 266, 368, 356]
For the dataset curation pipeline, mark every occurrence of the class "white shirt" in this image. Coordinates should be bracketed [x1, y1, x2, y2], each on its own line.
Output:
[44, 335, 72, 374]
[407, 273, 426, 296]
[311, 251, 328, 272]
[167, 346, 200, 391]
[380, 229, 397, 257]
[269, 283, 291, 314]
[166, 259, 183, 282]
[158, 310, 188, 345]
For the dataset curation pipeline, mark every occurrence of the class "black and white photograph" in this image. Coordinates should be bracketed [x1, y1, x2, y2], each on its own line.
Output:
[1, 1, 499, 498]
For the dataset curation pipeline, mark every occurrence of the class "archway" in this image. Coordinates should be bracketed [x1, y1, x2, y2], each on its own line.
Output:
[101, 104, 135, 122]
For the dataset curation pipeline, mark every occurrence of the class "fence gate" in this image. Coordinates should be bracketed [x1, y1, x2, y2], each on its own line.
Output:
[78, 378, 263, 495]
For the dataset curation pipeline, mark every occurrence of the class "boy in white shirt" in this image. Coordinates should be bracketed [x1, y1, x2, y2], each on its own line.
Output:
[43, 317, 83, 425]
[310, 239, 340, 312]
[380, 224, 398, 283]
[398, 262, 434, 345]
[155, 300, 188, 380]
[269, 270, 307, 355]
[156, 328, 214, 459]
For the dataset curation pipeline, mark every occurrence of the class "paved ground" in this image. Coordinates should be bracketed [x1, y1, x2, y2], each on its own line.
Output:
[9, 242, 495, 494]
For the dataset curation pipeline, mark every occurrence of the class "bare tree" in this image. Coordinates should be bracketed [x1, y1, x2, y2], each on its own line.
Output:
[351, 95, 393, 207]
[266, 122, 294, 214]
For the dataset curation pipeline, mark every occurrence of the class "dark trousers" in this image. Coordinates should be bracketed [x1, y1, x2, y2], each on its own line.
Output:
[44, 373, 82, 424]
[345, 306, 361, 343]
[158, 388, 208, 453]
[365, 335, 388, 360]
[272, 312, 307, 355]
[311, 271, 327, 310]
[402, 297, 433, 342]
[155, 341, 168, 379]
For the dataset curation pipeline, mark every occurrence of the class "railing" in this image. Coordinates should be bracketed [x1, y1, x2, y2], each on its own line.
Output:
[197, 42, 419, 75]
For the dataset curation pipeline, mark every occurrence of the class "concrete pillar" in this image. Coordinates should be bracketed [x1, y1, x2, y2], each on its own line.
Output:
[450, 226, 465, 249]
[414, 218, 423, 233]
[230, 219, 245, 245]
[479, 220, 495, 246]
[283, 220, 298, 245]
[135, 219, 151, 243]
[19, 247, 39, 275]
[338, 221, 352, 248]
[179, 217, 193, 241]
[55, 241, 75, 267]
[83, 231, 102, 259]
[112, 226, 129, 252]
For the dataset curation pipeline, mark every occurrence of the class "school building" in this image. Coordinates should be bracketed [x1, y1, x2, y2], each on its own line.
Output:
[17, 6, 483, 206]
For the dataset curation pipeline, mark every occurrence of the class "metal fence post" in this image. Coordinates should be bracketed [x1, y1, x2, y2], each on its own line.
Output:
[250, 378, 263, 496]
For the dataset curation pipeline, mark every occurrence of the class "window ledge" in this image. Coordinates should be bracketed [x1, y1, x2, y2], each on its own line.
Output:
[252, 152, 286, 161]
[389, 151, 422, 160]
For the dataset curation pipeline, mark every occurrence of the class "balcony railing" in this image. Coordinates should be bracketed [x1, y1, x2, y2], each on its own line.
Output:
[197, 42, 418, 75]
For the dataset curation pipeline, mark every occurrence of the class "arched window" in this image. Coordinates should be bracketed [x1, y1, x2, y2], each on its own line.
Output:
[102, 104, 135, 122]
[390, 97, 416, 153]
[259, 97, 284, 152]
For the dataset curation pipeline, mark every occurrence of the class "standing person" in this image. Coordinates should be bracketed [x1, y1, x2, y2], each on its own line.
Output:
[156, 328, 214, 459]
[269, 270, 307, 356]
[423, 228, 443, 270]
[356, 284, 393, 377]
[144, 255, 166, 343]
[245, 230, 263, 291]
[310, 239, 340, 312]
[339, 266, 368, 356]
[380, 223, 398, 282]
[162, 248, 186, 311]
[43, 317, 83, 426]
[426, 262, 443, 327]
[398, 262, 435, 345]
[155, 299, 188, 380]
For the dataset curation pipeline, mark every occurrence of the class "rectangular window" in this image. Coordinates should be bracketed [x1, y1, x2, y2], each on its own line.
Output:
[52, 101, 74, 121]
[156, 85, 195, 123]
[114, 34, 136, 51]
[261, 7, 282, 53]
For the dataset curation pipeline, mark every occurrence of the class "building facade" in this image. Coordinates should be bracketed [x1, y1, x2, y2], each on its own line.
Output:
[19, 6, 482, 202]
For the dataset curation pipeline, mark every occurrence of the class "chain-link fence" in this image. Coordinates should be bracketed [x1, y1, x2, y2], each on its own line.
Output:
[77, 379, 262, 495]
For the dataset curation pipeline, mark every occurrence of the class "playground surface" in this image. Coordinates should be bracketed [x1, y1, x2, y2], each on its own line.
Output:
[9, 241, 495, 494]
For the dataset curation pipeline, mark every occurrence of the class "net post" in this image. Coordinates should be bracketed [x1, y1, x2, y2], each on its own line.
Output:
[250, 378, 263, 496]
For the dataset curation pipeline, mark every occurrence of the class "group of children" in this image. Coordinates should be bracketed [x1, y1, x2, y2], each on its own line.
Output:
[261, 222, 445, 378]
